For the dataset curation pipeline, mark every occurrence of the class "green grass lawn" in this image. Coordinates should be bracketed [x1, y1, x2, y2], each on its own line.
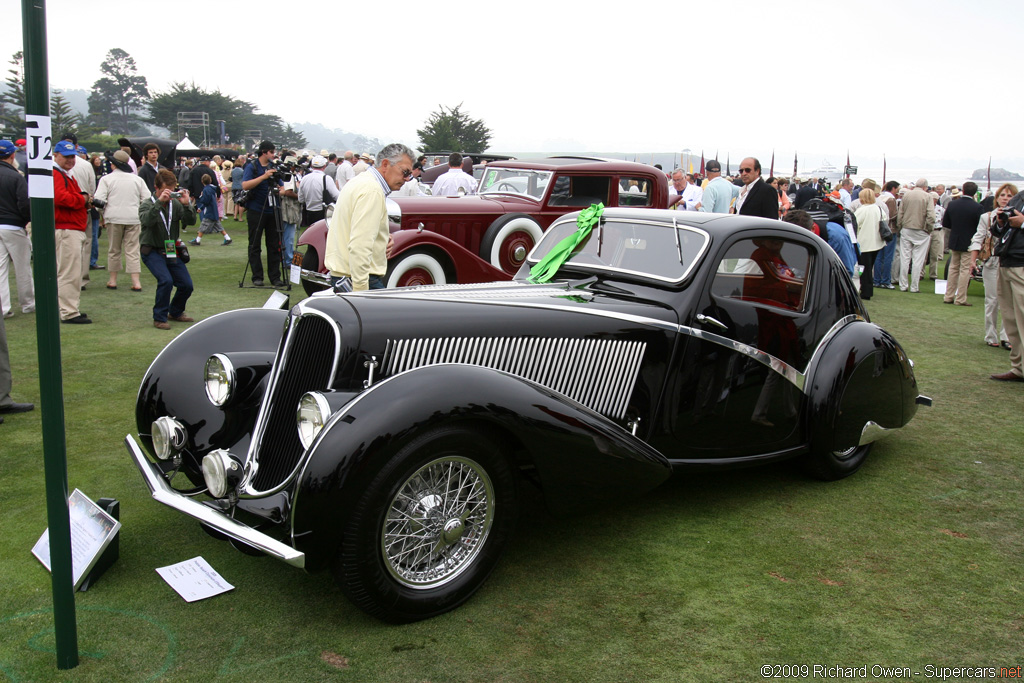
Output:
[1, 233, 1021, 682]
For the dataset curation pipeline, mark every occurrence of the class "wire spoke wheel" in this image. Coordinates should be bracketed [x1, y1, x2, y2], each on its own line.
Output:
[382, 456, 495, 588]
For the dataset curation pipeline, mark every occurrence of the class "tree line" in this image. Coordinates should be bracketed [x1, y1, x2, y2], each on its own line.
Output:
[0, 48, 307, 150]
[0, 47, 494, 154]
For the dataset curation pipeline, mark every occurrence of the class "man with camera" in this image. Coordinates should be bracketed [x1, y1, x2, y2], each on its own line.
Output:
[241, 141, 285, 287]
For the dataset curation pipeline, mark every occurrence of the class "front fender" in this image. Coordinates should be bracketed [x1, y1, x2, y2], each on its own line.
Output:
[291, 364, 671, 570]
[136, 307, 287, 473]
[806, 320, 918, 453]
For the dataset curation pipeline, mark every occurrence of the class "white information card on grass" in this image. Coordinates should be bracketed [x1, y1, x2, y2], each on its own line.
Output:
[156, 557, 234, 602]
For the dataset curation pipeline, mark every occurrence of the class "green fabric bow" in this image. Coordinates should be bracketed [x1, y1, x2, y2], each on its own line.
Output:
[528, 203, 604, 283]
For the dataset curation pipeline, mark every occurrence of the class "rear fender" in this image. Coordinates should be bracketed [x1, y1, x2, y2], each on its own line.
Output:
[291, 363, 671, 570]
[806, 320, 917, 453]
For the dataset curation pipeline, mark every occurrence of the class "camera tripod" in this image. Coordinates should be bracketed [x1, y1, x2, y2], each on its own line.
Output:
[237, 171, 292, 292]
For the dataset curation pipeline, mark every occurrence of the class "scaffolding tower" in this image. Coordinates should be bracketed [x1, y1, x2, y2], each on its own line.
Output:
[176, 112, 210, 147]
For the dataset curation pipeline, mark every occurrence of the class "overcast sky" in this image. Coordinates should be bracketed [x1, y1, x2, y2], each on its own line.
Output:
[3, 0, 1019, 169]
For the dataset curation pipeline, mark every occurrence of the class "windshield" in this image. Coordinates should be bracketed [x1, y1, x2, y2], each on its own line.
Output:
[526, 217, 709, 284]
[479, 168, 552, 201]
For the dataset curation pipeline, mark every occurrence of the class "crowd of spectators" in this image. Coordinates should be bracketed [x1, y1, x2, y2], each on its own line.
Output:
[1, 136, 1023, 402]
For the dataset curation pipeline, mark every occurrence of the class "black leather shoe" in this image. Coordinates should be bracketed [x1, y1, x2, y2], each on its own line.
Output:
[89, 264, 106, 270]
[61, 314, 92, 324]
[271, 280, 285, 287]
[252, 279, 264, 287]
[0, 402, 34, 414]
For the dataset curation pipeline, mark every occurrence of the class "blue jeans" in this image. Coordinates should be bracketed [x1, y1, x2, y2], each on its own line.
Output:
[141, 249, 193, 322]
[90, 215, 100, 267]
[281, 222, 296, 265]
[874, 237, 897, 286]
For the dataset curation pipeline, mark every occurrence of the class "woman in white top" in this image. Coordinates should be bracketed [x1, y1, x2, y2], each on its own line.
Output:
[969, 182, 1018, 349]
[853, 188, 886, 300]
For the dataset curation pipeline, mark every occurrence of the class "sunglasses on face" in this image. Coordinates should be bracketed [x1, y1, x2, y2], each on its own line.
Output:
[401, 168, 413, 179]
[739, 168, 754, 173]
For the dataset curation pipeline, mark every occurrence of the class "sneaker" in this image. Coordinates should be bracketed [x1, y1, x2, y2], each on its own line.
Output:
[153, 320, 171, 330]
[271, 280, 285, 287]
[221, 238, 232, 246]
[62, 314, 92, 324]
[189, 238, 200, 246]
[252, 279, 264, 287]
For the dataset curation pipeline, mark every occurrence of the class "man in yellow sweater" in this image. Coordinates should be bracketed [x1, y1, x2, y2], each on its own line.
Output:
[325, 143, 415, 291]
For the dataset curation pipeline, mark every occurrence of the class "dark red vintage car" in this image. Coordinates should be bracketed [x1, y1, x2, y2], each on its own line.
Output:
[297, 156, 669, 293]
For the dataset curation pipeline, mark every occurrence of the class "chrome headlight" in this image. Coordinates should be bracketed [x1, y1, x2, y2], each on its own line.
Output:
[205, 354, 235, 406]
[151, 416, 186, 461]
[201, 449, 243, 498]
[297, 392, 331, 450]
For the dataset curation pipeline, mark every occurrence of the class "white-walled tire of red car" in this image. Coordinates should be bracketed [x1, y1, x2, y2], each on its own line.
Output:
[385, 249, 448, 288]
[480, 214, 544, 276]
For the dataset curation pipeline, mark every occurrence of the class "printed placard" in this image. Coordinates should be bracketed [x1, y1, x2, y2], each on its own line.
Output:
[32, 489, 122, 589]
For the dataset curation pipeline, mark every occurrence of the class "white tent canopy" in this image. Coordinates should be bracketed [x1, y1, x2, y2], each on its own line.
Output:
[176, 135, 199, 151]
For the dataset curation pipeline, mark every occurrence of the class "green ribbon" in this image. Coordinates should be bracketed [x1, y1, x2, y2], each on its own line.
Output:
[529, 203, 604, 283]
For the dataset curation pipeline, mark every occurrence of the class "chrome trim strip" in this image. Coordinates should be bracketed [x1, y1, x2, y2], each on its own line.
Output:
[380, 337, 647, 421]
[374, 294, 865, 396]
[244, 308, 342, 497]
[125, 435, 304, 568]
[859, 420, 898, 445]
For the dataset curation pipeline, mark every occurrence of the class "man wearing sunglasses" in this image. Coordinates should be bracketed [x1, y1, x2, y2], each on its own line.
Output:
[325, 143, 415, 291]
[733, 158, 781, 220]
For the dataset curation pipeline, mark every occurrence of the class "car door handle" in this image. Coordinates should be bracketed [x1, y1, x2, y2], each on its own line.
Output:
[696, 313, 728, 331]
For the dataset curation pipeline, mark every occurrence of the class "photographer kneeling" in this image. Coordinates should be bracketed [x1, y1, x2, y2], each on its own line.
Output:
[241, 140, 285, 287]
[139, 169, 196, 330]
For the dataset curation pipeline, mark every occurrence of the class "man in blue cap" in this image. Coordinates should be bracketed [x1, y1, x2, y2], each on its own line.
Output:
[53, 139, 91, 324]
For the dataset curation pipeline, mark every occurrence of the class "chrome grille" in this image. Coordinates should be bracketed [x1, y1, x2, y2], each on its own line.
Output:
[249, 314, 335, 492]
[381, 337, 645, 420]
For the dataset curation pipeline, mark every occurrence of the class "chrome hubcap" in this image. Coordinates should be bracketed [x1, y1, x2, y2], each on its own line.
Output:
[382, 456, 494, 588]
[512, 245, 526, 261]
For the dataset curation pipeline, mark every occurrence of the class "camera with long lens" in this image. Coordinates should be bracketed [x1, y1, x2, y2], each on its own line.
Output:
[268, 159, 295, 182]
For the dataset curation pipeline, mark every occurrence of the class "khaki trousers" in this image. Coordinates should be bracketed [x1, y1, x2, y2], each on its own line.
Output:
[926, 228, 944, 279]
[0, 227, 35, 315]
[943, 250, 973, 305]
[106, 223, 141, 274]
[997, 266, 1024, 377]
[56, 229, 85, 320]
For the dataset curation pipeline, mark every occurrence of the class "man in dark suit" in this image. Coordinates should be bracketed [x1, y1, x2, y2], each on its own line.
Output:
[735, 158, 780, 219]
[794, 177, 822, 209]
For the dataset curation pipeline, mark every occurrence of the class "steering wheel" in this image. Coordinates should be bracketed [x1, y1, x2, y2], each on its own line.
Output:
[498, 182, 516, 192]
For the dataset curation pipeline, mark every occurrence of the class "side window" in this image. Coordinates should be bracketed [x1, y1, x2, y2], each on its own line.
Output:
[712, 238, 811, 311]
[547, 175, 610, 207]
[618, 177, 653, 207]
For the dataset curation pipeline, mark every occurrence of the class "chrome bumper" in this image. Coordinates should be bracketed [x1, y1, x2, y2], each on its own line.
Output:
[300, 267, 330, 289]
[124, 435, 305, 568]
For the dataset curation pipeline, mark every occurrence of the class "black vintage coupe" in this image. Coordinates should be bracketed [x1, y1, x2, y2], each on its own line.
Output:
[126, 207, 929, 622]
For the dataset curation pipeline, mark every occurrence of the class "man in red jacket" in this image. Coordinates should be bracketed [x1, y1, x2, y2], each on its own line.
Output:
[53, 140, 90, 324]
